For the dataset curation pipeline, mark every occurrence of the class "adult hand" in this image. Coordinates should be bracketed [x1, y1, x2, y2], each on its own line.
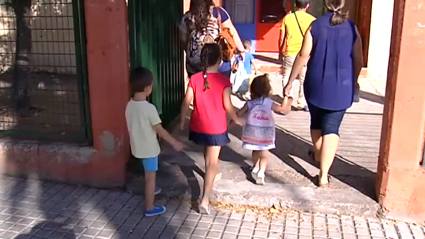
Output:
[283, 82, 293, 97]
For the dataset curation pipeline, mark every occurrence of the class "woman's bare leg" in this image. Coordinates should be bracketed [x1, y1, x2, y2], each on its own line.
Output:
[319, 134, 340, 184]
[200, 146, 221, 209]
[310, 129, 322, 161]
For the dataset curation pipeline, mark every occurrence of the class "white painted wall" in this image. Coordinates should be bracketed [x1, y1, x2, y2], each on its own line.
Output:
[367, 0, 394, 81]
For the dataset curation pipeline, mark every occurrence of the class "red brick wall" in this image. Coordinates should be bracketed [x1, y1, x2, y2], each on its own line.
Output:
[0, 0, 130, 188]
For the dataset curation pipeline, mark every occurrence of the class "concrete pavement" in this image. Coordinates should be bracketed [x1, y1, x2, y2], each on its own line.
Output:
[128, 72, 386, 218]
[1, 176, 423, 239]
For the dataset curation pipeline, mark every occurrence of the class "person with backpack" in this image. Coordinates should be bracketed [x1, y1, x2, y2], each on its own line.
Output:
[179, 0, 246, 79]
[279, 0, 316, 111]
[180, 43, 244, 214]
[236, 74, 293, 185]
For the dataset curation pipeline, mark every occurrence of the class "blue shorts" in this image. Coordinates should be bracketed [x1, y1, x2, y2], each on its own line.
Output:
[308, 103, 346, 136]
[140, 156, 158, 172]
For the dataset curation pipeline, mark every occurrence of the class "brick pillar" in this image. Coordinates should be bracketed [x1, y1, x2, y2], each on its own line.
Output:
[376, 0, 425, 222]
[83, 0, 130, 187]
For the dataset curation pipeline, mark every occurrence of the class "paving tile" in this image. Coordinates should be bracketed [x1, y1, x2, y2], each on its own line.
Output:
[0, 177, 421, 239]
[206, 230, 222, 238]
[224, 225, 239, 234]
[192, 228, 208, 237]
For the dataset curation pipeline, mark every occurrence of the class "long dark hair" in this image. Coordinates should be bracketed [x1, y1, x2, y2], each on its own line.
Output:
[325, 0, 349, 26]
[200, 43, 222, 91]
[189, 0, 215, 31]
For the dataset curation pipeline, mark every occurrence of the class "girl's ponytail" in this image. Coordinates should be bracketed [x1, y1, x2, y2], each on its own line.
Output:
[203, 67, 210, 91]
[200, 43, 222, 91]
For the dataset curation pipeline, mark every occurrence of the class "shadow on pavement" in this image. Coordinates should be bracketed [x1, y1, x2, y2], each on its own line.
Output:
[2, 175, 155, 238]
[254, 54, 281, 65]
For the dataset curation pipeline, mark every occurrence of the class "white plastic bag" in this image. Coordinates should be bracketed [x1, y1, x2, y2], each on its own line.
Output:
[230, 60, 249, 94]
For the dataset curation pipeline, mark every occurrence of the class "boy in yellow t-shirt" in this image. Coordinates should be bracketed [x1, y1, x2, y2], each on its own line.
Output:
[125, 67, 185, 217]
[280, 0, 316, 110]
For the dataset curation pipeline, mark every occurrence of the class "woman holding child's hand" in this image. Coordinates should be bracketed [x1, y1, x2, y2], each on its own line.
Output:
[283, 0, 364, 187]
[180, 43, 241, 215]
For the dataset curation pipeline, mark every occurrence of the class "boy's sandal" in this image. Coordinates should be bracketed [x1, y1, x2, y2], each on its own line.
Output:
[316, 175, 331, 188]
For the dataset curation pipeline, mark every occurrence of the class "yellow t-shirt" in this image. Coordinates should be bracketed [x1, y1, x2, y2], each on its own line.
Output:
[281, 11, 316, 57]
[125, 100, 161, 158]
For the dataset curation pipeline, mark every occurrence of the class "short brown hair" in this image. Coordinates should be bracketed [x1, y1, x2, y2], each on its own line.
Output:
[250, 74, 272, 99]
[130, 67, 154, 93]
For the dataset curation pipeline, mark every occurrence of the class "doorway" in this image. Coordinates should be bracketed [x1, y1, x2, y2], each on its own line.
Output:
[255, 0, 287, 52]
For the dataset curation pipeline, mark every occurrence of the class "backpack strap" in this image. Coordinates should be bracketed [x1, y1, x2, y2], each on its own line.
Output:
[294, 12, 305, 37]
[216, 7, 223, 31]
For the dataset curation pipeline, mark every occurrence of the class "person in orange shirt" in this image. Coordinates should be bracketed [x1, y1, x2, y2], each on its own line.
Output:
[280, 0, 316, 111]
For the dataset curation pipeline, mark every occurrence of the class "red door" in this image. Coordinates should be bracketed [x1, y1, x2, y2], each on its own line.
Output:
[255, 0, 289, 52]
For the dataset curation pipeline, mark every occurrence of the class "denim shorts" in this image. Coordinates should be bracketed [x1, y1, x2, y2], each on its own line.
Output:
[308, 103, 346, 136]
[140, 156, 159, 172]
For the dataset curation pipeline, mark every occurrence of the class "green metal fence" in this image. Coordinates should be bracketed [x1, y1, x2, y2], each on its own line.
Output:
[128, 0, 185, 126]
[0, 0, 91, 143]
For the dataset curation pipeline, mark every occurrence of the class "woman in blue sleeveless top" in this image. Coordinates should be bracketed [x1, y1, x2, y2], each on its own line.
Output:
[283, 0, 363, 187]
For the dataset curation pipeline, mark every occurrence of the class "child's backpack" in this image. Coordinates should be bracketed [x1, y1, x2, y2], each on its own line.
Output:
[242, 98, 275, 146]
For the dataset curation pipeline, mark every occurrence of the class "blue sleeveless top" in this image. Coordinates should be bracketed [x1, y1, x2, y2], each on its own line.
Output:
[304, 13, 357, 111]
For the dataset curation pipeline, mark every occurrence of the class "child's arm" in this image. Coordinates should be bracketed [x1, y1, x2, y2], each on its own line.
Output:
[251, 59, 259, 75]
[180, 83, 194, 130]
[237, 103, 248, 117]
[153, 124, 184, 151]
[272, 96, 293, 115]
[149, 107, 184, 151]
[230, 103, 248, 126]
[223, 87, 245, 125]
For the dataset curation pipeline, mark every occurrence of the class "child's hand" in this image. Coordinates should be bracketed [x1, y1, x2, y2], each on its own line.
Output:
[229, 119, 238, 127]
[172, 140, 185, 152]
[234, 117, 246, 126]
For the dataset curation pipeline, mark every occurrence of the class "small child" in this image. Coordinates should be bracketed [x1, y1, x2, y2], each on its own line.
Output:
[234, 40, 259, 99]
[125, 67, 185, 217]
[237, 74, 293, 185]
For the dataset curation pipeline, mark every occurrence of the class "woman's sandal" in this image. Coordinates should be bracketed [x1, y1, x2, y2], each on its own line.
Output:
[316, 175, 331, 188]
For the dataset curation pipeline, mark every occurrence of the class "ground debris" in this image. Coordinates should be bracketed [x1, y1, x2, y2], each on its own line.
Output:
[210, 200, 294, 219]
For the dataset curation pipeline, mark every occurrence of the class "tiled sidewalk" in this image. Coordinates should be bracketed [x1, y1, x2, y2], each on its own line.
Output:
[0, 177, 423, 239]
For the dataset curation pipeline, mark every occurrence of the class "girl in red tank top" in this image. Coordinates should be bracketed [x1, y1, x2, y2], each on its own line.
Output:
[180, 43, 243, 214]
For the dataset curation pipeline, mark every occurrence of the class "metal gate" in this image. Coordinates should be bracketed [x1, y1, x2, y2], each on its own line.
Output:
[128, 0, 185, 126]
[0, 0, 91, 143]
